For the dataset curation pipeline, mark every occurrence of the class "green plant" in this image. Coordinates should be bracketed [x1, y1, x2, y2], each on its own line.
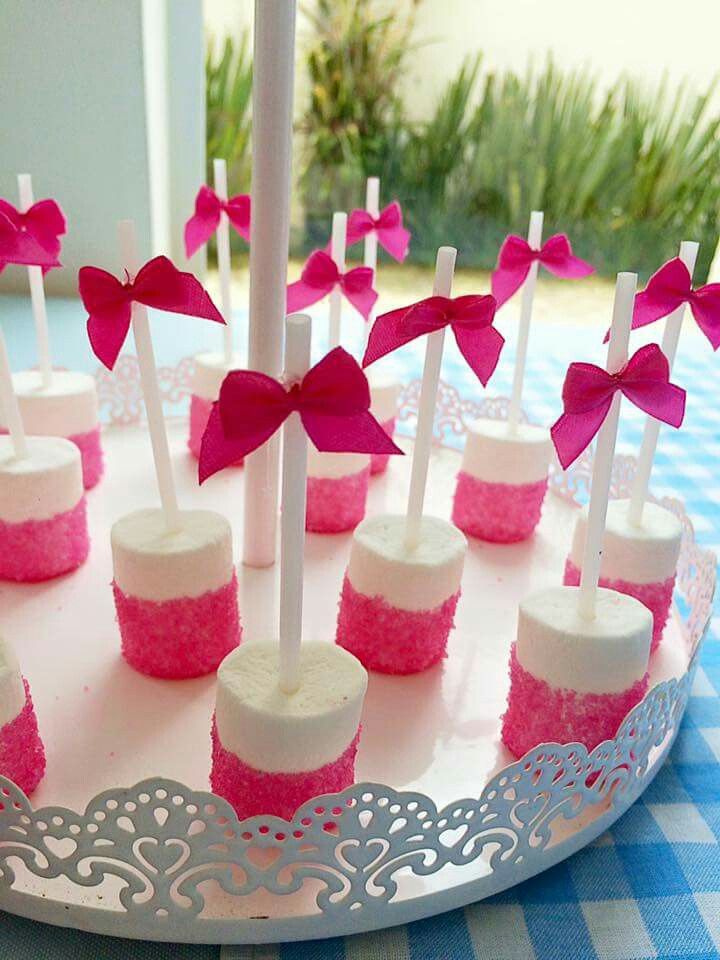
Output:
[206, 32, 253, 196]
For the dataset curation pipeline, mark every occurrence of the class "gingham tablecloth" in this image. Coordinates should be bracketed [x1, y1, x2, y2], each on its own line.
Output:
[1, 296, 719, 959]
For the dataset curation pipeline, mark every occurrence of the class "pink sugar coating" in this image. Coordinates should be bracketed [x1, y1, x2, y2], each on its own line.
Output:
[0, 498, 89, 582]
[370, 417, 397, 476]
[452, 472, 548, 543]
[211, 717, 360, 820]
[188, 394, 244, 466]
[0, 426, 103, 490]
[306, 467, 370, 533]
[69, 427, 104, 490]
[114, 572, 241, 679]
[501, 645, 649, 757]
[336, 574, 460, 674]
[563, 559, 675, 655]
[0, 679, 46, 796]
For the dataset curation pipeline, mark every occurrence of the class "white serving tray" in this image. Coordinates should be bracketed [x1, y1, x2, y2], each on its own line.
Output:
[0, 367, 714, 945]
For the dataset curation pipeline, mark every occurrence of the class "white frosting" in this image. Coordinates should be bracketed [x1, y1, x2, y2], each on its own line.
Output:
[369, 372, 399, 424]
[0, 436, 83, 522]
[111, 508, 234, 602]
[516, 585, 651, 694]
[347, 513, 467, 611]
[191, 351, 243, 400]
[307, 446, 369, 480]
[3, 370, 99, 437]
[461, 418, 552, 485]
[569, 499, 682, 585]
[0, 635, 26, 730]
[215, 641, 367, 772]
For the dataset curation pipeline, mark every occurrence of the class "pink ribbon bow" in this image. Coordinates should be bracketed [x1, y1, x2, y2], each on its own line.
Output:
[345, 201, 410, 262]
[286, 250, 378, 321]
[0, 211, 60, 271]
[631, 257, 720, 350]
[78, 255, 223, 370]
[363, 294, 503, 386]
[199, 346, 403, 482]
[550, 343, 686, 470]
[491, 233, 594, 307]
[184, 185, 251, 258]
[0, 197, 65, 272]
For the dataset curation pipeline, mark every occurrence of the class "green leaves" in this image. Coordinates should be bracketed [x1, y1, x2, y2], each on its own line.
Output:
[206, 33, 253, 195]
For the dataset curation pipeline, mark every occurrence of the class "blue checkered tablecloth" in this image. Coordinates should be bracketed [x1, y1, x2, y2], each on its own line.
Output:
[0, 293, 719, 959]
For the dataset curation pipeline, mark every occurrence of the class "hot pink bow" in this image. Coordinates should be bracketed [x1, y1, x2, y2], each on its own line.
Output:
[0, 197, 65, 272]
[184, 185, 251, 258]
[0, 211, 60, 271]
[551, 343, 686, 469]
[78, 255, 223, 370]
[286, 250, 378, 321]
[631, 257, 720, 350]
[363, 294, 503, 386]
[491, 233, 594, 307]
[345, 201, 410, 262]
[199, 346, 403, 482]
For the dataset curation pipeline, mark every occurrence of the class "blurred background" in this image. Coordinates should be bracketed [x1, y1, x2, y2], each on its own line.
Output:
[2, 0, 719, 299]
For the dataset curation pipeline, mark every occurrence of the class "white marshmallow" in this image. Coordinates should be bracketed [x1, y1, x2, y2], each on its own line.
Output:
[347, 513, 467, 612]
[215, 641, 367, 772]
[461, 418, 552, 485]
[0, 635, 26, 730]
[191, 351, 243, 400]
[569, 499, 682, 585]
[3, 370, 99, 437]
[111, 508, 234, 602]
[516, 585, 652, 695]
[369, 371, 399, 424]
[307, 446, 370, 480]
[0, 436, 83, 523]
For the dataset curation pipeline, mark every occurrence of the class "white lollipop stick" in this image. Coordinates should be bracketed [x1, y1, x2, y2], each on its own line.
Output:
[364, 177, 380, 271]
[17, 174, 52, 388]
[627, 240, 699, 527]
[213, 158, 234, 366]
[278, 313, 312, 694]
[578, 272, 637, 620]
[508, 210, 544, 430]
[0, 327, 28, 459]
[243, 0, 297, 569]
[328, 212, 347, 350]
[118, 220, 180, 533]
[404, 246, 457, 551]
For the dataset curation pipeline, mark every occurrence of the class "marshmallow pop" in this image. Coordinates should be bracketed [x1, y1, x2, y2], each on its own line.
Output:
[0, 176, 103, 489]
[79, 221, 239, 679]
[184, 159, 249, 460]
[287, 214, 379, 532]
[0, 634, 45, 796]
[565, 241, 707, 654]
[200, 320, 398, 819]
[337, 247, 503, 674]
[454, 213, 594, 542]
[502, 273, 686, 755]
[350, 177, 411, 475]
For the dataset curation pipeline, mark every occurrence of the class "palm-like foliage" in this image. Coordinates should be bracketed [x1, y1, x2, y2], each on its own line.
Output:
[206, 33, 253, 194]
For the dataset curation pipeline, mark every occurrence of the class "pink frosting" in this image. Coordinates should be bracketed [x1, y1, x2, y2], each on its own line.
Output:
[452, 472, 548, 543]
[563, 558, 674, 655]
[306, 467, 370, 533]
[0, 498, 89, 582]
[188, 394, 244, 466]
[114, 572, 241, 679]
[211, 717, 360, 820]
[370, 417, 397, 475]
[336, 573, 460, 674]
[0, 679, 45, 796]
[501, 645, 649, 757]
